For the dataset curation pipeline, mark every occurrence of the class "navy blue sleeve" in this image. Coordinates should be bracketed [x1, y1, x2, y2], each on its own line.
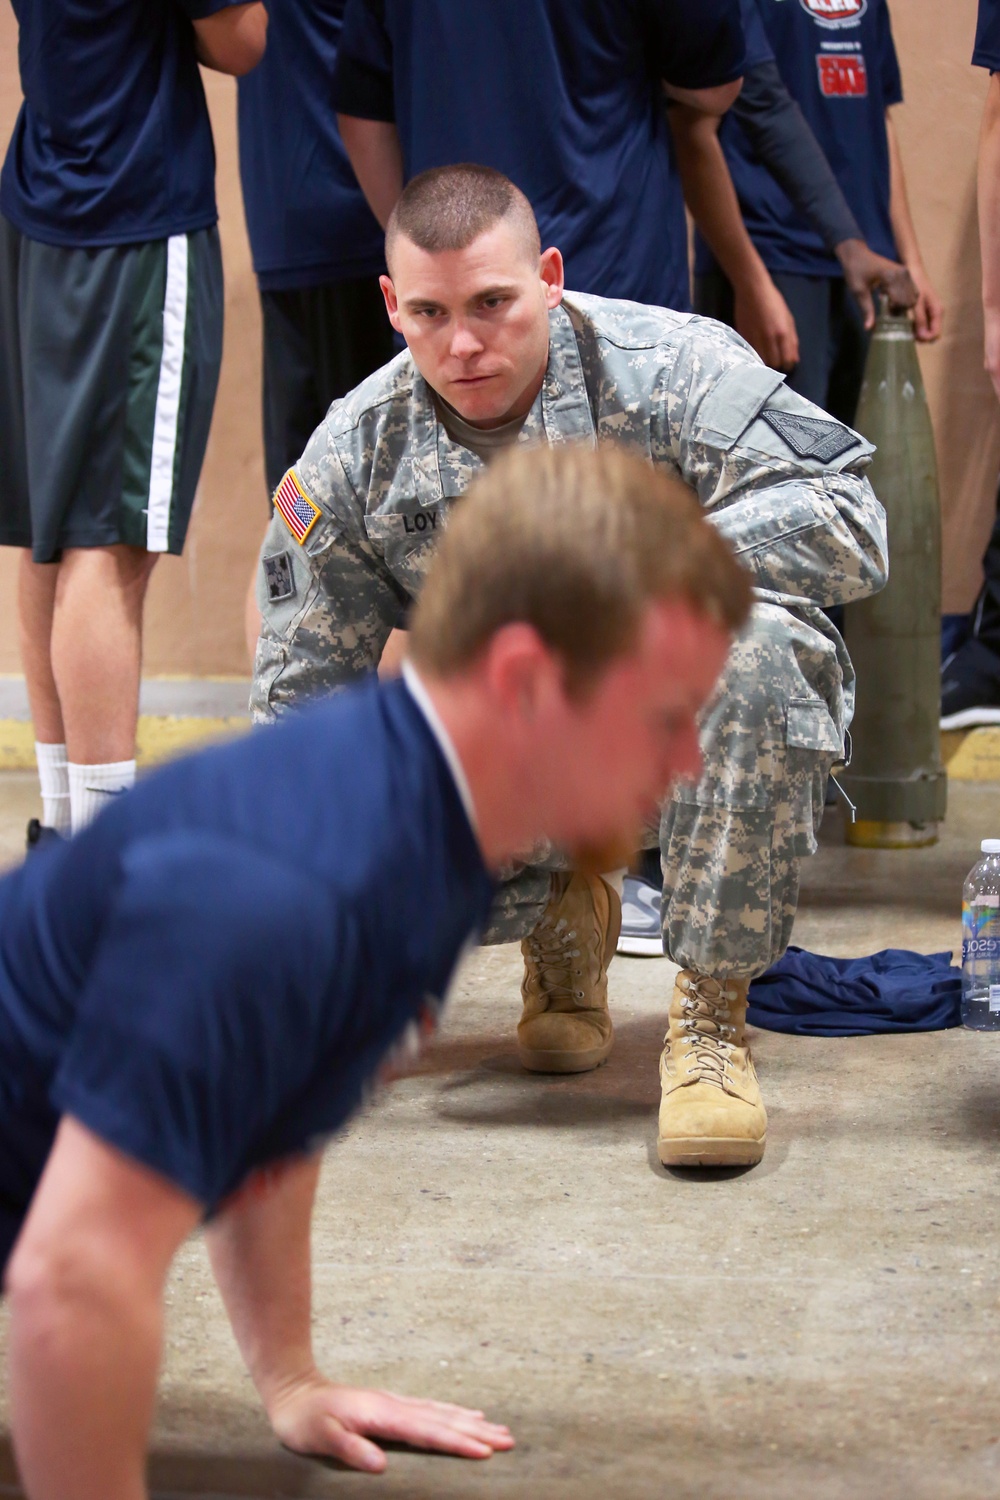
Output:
[878, 0, 904, 107]
[332, 0, 395, 120]
[50, 834, 348, 1208]
[740, 0, 773, 71]
[732, 60, 862, 252]
[645, 0, 746, 89]
[975, 0, 1000, 69]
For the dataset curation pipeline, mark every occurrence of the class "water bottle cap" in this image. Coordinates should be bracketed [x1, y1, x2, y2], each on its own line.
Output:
[982, 839, 1000, 853]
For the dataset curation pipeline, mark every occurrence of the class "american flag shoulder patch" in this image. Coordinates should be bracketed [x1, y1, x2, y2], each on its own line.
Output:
[273, 469, 322, 544]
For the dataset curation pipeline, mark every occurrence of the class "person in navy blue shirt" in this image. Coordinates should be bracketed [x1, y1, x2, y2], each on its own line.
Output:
[2, 444, 750, 1496]
[330, 0, 745, 314]
[669, 0, 917, 380]
[0, 0, 266, 849]
[940, 0, 1000, 729]
[694, 0, 941, 423]
[237, 0, 397, 502]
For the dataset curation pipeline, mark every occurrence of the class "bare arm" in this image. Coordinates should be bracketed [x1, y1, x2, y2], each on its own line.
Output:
[886, 108, 943, 341]
[206, 1154, 514, 1472]
[663, 78, 742, 116]
[730, 60, 917, 329]
[193, 1, 268, 77]
[337, 115, 404, 229]
[6, 1119, 201, 1500]
[979, 72, 1000, 402]
[668, 104, 799, 372]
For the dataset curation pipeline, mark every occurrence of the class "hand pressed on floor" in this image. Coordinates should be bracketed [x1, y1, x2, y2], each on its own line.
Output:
[269, 1375, 516, 1472]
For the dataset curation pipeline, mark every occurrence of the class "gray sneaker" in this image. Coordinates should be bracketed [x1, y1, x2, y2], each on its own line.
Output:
[617, 874, 664, 957]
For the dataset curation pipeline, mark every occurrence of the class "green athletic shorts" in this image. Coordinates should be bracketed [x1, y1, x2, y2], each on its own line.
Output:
[0, 218, 223, 562]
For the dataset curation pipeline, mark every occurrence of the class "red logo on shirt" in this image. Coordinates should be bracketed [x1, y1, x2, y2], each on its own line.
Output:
[799, 0, 867, 25]
[817, 53, 869, 96]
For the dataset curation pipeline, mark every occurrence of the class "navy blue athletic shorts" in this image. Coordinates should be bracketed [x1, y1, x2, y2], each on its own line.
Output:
[0, 219, 223, 562]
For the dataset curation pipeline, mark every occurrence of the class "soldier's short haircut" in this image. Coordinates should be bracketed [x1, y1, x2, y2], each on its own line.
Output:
[385, 164, 541, 271]
[409, 445, 752, 698]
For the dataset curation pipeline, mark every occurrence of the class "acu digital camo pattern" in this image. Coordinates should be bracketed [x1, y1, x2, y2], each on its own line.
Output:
[252, 293, 887, 976]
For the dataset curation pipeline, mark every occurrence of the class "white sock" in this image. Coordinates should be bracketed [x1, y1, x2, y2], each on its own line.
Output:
[68, 759, 136, 834]
[34, 741, 71, 834]
[602, 867, 626, 899]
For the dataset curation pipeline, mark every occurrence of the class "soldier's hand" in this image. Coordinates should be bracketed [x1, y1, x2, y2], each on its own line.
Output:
[267, 1372, 515, 1471]
[836, 238, 918, 329]
[733, 277, 800, 373]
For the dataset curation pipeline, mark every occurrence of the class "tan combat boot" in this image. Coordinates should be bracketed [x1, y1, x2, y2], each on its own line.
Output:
[518, 872, 621, 1073]
[657, 970, 767, 1167]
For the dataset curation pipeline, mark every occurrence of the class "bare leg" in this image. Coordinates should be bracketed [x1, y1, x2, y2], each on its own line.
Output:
[17, 552, 65, 744]
[47, 545, 158, 764]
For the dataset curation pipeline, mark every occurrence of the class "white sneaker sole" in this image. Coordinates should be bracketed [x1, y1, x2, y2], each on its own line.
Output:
[940, 706, 1000, 730]
[617, 933, 665, 957]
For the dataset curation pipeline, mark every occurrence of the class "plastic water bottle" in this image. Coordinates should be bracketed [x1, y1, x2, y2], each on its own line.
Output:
[961, 839, 1000, 1030]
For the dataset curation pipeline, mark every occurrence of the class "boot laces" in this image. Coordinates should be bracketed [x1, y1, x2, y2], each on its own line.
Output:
[673, 975, 741, 1088]
[524, 916, 586, 1003]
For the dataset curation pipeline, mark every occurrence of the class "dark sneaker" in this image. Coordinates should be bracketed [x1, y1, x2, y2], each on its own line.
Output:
[941, 637, 1000, 729]
[25, 818, 65, 852]
[617, 874, 664, 957]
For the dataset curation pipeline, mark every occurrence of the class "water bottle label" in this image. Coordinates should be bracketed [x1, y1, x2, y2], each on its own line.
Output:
[991, 986, 1000, 1013]
[962, 902, 1000, 964]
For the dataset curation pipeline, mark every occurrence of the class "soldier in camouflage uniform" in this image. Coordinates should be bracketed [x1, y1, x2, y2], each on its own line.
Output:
[251, 165, 888, 1170]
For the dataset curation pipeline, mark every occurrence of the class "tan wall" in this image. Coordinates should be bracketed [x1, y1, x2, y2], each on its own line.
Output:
[0, 0, 995, 675]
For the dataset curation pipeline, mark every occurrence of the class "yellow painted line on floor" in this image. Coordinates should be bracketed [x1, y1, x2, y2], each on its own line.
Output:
[0, 716, 249, 771]
[943, 726, 1000, 781]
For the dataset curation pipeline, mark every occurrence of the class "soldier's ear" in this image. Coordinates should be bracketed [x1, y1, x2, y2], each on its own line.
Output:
[539, 247, 564, 309]
[380, 274, 402, 332]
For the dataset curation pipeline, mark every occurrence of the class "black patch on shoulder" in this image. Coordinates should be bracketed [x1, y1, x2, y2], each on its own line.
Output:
[761, 407, 860, 463]
[263, 551, 295, 603]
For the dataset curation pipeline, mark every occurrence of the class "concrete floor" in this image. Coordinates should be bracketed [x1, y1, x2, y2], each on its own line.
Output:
[1, 772, 1000, 1498]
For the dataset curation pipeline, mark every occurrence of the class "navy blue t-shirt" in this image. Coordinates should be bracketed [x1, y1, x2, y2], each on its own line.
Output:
[238, 0, 386, 289]
[704, 0, 903, 279]
[0, 0, 241, 248]
[332, 0, 746, 312]
[0, 678, 493, 1271]
[974, 0, 1000, 70]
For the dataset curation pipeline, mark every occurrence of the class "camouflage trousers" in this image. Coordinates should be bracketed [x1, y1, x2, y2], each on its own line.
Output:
[485, 601, 845, 980]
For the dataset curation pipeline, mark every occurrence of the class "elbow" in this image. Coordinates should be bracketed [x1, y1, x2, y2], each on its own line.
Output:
[843, 487, 889, 598]
[197, 3, 268, 77]
[222, 26, 268, 78]
[225, 48, 266, 79]
[665, 78, 742, 118]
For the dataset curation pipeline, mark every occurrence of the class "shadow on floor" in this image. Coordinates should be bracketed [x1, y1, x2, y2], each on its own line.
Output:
[0, 1432, 488, 1500]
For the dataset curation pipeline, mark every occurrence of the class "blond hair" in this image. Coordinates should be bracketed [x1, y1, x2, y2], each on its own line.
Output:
[409, 444, 751, 695]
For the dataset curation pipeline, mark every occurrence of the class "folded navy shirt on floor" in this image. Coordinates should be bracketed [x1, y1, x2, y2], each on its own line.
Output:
[0, 675, 493, 1274]
[748, 947, 962, 1036]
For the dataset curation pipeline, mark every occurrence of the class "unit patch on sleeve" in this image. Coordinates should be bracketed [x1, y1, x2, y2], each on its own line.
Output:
[262, 550, 295, 603]
[761, 407, 861, 463]
[273, 469, 322, 544]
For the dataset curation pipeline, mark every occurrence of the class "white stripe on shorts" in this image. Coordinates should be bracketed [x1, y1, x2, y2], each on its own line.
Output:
[146, 234, 190, 552]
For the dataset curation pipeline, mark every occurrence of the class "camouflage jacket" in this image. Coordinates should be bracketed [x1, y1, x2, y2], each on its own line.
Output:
[251, 292, 887, 729]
